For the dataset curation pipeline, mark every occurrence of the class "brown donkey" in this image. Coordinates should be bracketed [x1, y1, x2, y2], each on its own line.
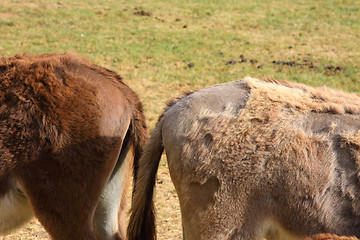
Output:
[128, 77, 360, 240]
[0, 53, 147, 240]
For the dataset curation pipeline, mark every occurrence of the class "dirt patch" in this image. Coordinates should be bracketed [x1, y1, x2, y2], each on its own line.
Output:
[0, 13, 15, 20]
[133, 9, 152, 17]
[224, 54, 346, 75]
[187, 62, 195, 68]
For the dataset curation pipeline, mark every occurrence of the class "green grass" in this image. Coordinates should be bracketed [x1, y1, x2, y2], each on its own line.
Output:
[1, 1, 359, 120]
[0, 0, 359, 238]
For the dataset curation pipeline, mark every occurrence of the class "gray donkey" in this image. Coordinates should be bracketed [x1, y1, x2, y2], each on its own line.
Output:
[128, 77, 360, 240]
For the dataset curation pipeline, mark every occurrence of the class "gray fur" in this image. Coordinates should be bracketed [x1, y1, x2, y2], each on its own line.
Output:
[128, 77, 360, 240]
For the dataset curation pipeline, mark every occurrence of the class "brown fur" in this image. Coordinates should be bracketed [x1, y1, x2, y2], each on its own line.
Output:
[0, 53, 148, 239]
[305, 233, 359, 240]
[128, 77, 360, 240]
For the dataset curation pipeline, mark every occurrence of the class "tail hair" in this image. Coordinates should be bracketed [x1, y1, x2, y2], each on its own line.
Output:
[127, 119, 164, 240]
[130, 101, 148, 185]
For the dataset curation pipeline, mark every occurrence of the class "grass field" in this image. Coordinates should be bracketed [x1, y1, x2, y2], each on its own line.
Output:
[0, 0, 359, 239]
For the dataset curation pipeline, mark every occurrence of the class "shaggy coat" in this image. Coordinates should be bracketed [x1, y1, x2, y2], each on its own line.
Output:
[305, 233, 359, 240]
[0, 53, 148, 240]
[127, 77, 360, 240]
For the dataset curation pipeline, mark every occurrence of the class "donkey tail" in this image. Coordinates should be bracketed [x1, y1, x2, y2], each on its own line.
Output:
[127, 118, 164, 240]
[130, 101, 149, 185]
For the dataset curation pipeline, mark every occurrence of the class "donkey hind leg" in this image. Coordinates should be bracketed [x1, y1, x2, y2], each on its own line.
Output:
[20, 152, 122, 240]
[260, 220, 304, 240]
[222, 217, 304, 240]
[93, 139, 131, 240]
[0, 182, 34, 235]
[224, 222, 303, 240]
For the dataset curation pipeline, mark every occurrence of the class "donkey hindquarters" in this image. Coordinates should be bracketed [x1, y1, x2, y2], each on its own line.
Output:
[128, 78, 360, 240]
[0, 53, 147, 240]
